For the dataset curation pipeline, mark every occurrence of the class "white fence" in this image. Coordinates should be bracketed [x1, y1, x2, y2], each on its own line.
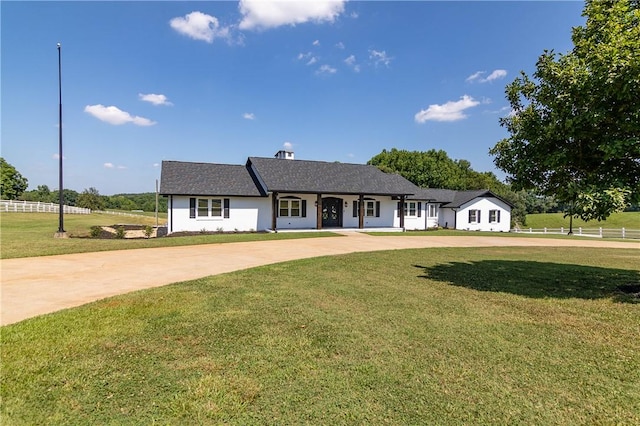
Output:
[0, 200, 91, 214]
[513, 227, 640, 240]
[94, 210, 154, 219]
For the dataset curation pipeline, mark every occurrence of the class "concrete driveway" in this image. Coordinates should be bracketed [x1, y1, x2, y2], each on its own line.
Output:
[2, 233, 638, 326]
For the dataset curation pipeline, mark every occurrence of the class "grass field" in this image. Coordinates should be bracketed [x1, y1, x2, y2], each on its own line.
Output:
[2, 246, 639, 424]
[0, 213, 337, 259]
[525, 211, 640, 229]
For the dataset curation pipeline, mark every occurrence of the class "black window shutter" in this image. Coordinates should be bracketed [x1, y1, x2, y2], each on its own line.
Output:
[353, 201, 358, 217]
[375, 201, 380, 217]
[417, 202, 422, 217]
[302, 200, 307, 217]
[478, 211, 481, 223]
[397, 202, 401, 218]
[189, 198, 196, 218]
[223, 198, 230, 218]
[468, 210, 473, 222]
[497, 210, 500, 222]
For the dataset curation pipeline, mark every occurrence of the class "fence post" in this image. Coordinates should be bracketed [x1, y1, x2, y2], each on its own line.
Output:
[544, 227, 547, 234]
[560, 227, 564, 234]
[599, 227, 602, 237]
[579, 227, 582, 235]
[622, 228, 626, 239]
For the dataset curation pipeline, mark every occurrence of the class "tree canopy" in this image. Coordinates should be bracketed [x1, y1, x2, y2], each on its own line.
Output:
[490, 0, 640, 223]
[76, 187, 105, 211]
[367, 148, 528, 226]
[0, 158, 28, 200]
[368, 148, 504, 191]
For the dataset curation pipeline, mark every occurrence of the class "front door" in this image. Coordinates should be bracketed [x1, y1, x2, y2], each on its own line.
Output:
[322, 197, 342, 227]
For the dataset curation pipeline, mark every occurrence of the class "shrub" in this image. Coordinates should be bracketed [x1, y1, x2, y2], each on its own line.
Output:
[89, 226, 102, 238]
[115, 226, 126, 239]
[144, 225, 153, 239]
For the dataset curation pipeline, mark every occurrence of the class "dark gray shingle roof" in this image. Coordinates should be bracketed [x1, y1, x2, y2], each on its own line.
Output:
[410, 188, 514, 208]
[160, 161, 265, 196]
[248, 157, 420, 195]
[408, 188, 457, 202]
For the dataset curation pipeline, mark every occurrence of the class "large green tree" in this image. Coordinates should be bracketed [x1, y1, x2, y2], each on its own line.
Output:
[76, 187, 105, 211]
[368, 148, 528, 226]
[490, 0, 640, 229]
[0, 157, 28, 200]
[368, 148, 505, 191]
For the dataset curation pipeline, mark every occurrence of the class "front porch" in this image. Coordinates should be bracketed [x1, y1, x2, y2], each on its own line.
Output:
[270, 192, 407, 232]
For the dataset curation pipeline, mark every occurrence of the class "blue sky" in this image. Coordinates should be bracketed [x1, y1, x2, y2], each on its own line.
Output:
[2, 1, 585, 195]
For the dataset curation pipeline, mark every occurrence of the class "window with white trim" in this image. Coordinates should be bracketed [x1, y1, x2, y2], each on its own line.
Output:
[489, 209, 501, 223]
[353, 200, 380, 217]
[279, 198, 306, 217]
[428, 204, 438, 217]
[468, 209, 481, 223]
[190, 198, 229, 219]
[365, 200, 375, 217]
[404, 202, 417, 217]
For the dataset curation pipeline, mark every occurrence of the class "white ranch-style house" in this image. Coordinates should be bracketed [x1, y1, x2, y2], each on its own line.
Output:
[160, 151, 512, 234]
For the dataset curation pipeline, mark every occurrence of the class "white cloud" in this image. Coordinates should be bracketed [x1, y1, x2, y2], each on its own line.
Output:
[153, 163, 160, 168]
[170, 11, 230, 43]
[466, 69, 507, 83]
[243, 112, 256, 120]
[297, 51, 318, 65]
[335, 41, 345, 49]
[238, 0, 346, 30]
[139, 93, 173, 106]
[104, 162, 127, 169]
[369, 49, 392, 67]
[85, 104, 156, 126]
[52, 154, 66, 160]
[283, 141, 293, 150]
[316, 64, 337, 75]
[344, 55, 360, 72]
[312, 39, 320, 46]
[484, 69, 507, 82]
[466, 71, 485, 82]
[414, 95, 480, 123]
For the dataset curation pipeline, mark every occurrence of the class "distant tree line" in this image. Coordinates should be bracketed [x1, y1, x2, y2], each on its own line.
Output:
[18, 185, 168, 213]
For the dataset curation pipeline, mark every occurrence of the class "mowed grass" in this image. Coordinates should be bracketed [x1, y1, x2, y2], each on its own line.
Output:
[2, 247, 639, 424]
[526, 211, 640, 229]
[0, 213, 337, 259]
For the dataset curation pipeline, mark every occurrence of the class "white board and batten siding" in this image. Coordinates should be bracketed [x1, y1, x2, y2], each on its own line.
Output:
[454, 197, 511, 232]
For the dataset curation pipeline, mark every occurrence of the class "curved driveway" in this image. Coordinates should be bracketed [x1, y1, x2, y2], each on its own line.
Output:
[2, 233, 638, 326]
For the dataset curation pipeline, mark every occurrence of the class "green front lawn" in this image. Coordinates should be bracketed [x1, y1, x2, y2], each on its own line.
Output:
[0, 213, 337, 259]
[2, 247, 638, 424]
[525, 211, 640, 229]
